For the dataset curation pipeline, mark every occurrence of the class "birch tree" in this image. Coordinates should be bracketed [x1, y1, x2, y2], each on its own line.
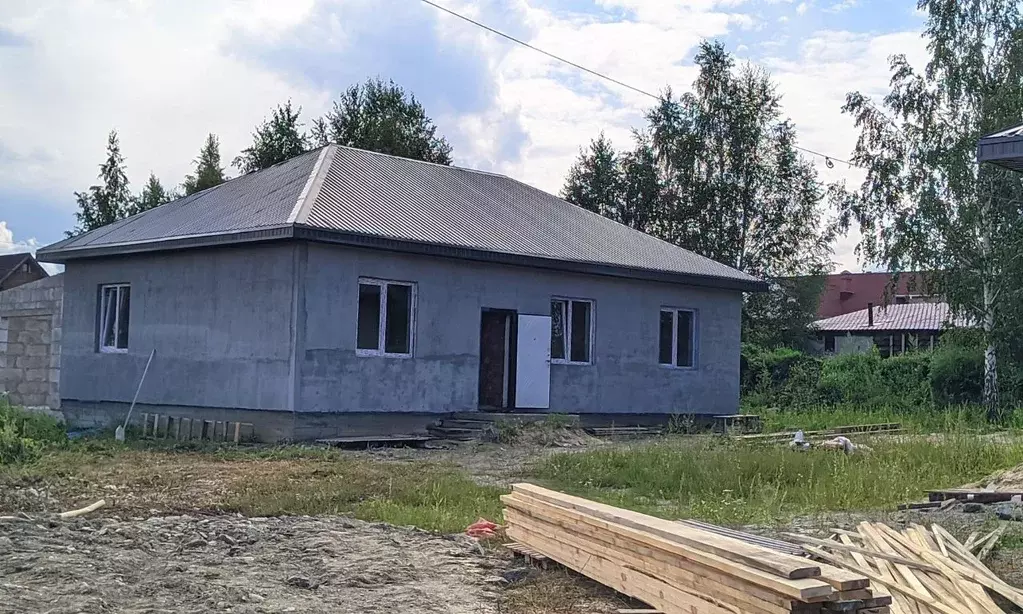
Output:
[832, 0, 1023, 416]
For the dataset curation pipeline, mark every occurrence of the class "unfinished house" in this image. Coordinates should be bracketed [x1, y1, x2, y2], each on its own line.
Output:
[38, 145, 765, 440]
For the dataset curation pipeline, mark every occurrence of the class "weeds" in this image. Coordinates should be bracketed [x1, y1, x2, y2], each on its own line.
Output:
[0, 401, 65, 465]
[749, 403, 1012, 434]
[532, 435, 1023, 526]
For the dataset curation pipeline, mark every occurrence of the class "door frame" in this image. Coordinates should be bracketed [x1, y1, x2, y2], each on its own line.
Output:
[478, 308, 517, 410]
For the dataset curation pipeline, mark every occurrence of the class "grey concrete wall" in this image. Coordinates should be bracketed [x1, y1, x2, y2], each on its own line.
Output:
[300, 243, 743, 415]
[0, 274, 63, 408]
[60, 245, 297, 412]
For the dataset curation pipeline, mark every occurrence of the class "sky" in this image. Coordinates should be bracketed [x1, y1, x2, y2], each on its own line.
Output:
[0, 0, 931, 272]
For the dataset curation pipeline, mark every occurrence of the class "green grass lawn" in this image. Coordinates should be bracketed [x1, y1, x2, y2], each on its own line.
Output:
[531, 434, 1023, 525]
[749, 403, 1023, 434]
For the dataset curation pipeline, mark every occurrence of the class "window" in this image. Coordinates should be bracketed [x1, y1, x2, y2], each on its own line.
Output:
[824, 334, 836, 353]
[356, 278, 415, 356]
[99, 284, 130, 352]
[658, 308, 695, 368]
[551, 298, 593, 364]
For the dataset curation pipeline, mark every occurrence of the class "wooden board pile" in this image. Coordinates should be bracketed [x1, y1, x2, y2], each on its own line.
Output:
[785, 522, 1023, 614]
[502, 484, 888, 614]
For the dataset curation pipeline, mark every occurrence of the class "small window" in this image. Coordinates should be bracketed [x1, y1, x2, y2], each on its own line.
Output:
[551, 298, 593, 364]
[658, 308, 695, 368]
[356, 278, 415, 357]
[824, 334, 836, 353]
[99, 284, 130, 352]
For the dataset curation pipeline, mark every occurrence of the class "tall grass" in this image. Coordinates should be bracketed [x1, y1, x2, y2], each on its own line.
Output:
[0, 401, 65, 465]
[532, 435, 1023, 525]
[749, 403, 1020, 434]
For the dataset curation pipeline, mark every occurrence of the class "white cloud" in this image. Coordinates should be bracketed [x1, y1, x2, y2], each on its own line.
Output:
[796, 2, 811, 15]
[0, 221, 38, 254]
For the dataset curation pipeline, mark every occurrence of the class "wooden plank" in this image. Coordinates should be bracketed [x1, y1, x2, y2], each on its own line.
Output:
[785, 534, 939, 573]
[181, 418, 191, 441]
[858, 523, 935, 613]
[503, 493, 834, 601]
[505, 524, 748, 614]
[976, 524, 1005, 561]
[897, 525, 1001, 614]
[926, 489, 1023, 503]
[801, 546, 960, 614]
[153, 414, 161, 438]
[233, 421, 241, 444]
[511, 484, 823, 580]
[505, 508, 809, 614]
[141, 413, 149, 437]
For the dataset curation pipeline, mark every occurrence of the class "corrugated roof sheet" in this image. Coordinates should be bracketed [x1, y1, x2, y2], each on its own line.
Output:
[42, 149, 322, 252]
[304, 147, 755, 285]
[38, 145, 763, 290]
[814, 302, 957, 332]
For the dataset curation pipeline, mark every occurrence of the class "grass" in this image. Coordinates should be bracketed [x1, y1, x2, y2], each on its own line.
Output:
[0, 440, 504, 533]
[748, 403, 1023, 434]
[531, 434, 1023, 526]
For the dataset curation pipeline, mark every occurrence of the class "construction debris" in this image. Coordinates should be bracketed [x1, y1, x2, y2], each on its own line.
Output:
[742, 423, 903, 442]
[502, 483, 885, 614]
[786, 521, 1023, 614]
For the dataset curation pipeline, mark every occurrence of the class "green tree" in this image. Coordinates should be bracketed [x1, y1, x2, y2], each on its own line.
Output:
[312, 78, 453, 164]
[831, 0, 1023, 416]
[233, 100, 309, 173]
[69, 130, 131, 236]
[182, 133, 228, 196]
[562, 133, 622, 217]
[563, 41, 832, 341]
[561, 132, 660, 231]
[127, 173, 174, 216]
[646, 43, 832, 280]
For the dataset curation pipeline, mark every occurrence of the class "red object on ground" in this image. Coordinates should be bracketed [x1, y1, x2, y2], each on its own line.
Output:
[466, 518, 500, 538]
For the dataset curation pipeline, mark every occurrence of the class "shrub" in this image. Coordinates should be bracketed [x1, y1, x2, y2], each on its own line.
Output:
[930, 345, 984, 406]
[0, 401, 66, 465]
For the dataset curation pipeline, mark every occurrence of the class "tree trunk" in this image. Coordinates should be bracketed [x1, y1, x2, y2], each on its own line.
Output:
[980, 192, 999, 420]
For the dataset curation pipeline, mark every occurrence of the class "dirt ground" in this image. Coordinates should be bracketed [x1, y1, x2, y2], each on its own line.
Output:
[1, 513, 505, 614]
[3, 434, 1023, 613]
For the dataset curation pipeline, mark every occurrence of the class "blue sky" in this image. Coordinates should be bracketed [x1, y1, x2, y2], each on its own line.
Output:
[0, 0, 930, 271]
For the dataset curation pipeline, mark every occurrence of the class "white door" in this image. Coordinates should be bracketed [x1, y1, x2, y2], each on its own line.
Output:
[516, 314, 551, 409]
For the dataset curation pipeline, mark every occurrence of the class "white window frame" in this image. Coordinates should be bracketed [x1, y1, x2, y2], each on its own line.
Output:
[550, 297, 594, 365]
[99, 283, 130, 353]
[659, 307, 697, 369]
[356, 277, 417, 358]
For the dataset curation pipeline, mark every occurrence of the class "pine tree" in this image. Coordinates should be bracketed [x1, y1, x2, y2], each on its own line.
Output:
[313, 78, 453, 164]
[233, 101, 309, 173]
[182, 134, 227, 196]
[127, 173, 173, 216]
[562, 133, 622, 218]
[69, 130, 131, 236]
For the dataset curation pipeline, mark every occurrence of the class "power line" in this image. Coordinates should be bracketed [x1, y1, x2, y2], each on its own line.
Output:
[418, 0, 860, 169]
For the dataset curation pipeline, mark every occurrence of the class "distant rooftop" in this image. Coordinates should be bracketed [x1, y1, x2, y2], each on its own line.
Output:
[977, 122, 1023, 172]
[814, 302, 963, 332]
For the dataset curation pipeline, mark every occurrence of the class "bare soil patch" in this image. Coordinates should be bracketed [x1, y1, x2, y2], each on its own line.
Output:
[1, 513, 503, 614]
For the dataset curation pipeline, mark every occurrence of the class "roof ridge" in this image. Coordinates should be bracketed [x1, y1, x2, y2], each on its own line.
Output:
[331, 143, 510, 179]
[288, 145, 336, 224]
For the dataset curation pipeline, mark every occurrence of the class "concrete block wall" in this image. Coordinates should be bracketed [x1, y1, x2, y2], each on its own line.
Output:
[0, 274, 63, 408]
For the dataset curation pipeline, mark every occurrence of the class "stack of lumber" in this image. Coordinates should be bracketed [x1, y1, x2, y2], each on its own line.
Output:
[502, 484, 884, 614]
[784, 521, 1023, 614]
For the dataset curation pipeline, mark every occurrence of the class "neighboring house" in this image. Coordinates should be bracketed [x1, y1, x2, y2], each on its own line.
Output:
[0, 274, 63, 408]
[814, 302, 956, 357]
[816, 271, 936, 320]
[0, 252, 49, 292]
[37, 145, 765, 441]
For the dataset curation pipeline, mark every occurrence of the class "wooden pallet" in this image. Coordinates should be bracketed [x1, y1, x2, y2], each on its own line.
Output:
[506, 541, 550, 568]
[140, 413, 253, 443]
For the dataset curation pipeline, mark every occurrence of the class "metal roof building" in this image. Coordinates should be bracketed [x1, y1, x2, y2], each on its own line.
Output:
[40, 146, 760, 440]
[977, 122, 1023, 172]
[40, 145, 764, 292]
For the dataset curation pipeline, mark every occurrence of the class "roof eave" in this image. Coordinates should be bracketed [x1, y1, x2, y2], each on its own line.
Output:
[36, 225, 295, 263]
[293, 225, 768, 292]
[34, 223, 765, 292]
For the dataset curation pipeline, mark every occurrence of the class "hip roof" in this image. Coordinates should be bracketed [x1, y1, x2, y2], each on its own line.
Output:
[39, 145, 766, 292]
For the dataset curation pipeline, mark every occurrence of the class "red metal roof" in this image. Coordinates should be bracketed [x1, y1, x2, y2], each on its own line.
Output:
[817, 271, 931, 319]
[814, 302, 954, 332]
